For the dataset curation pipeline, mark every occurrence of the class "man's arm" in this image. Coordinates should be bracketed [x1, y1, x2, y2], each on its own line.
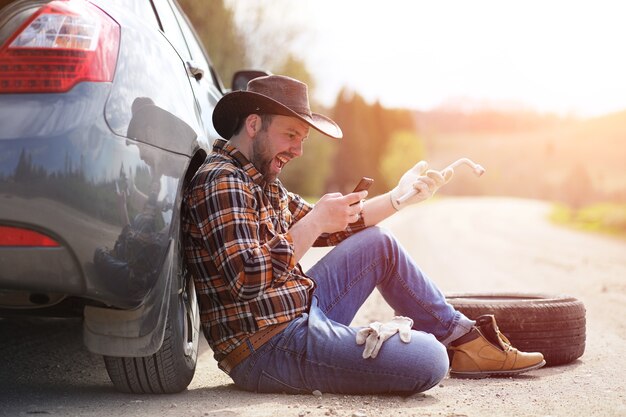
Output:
[361, 191, 397, 227]
[289, 191, 367, 262]
[288, 157, 454, 257]
[361, 161, 453, 226]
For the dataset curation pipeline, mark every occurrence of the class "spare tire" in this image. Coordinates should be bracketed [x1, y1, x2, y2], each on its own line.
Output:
[446, 293, 585, 366]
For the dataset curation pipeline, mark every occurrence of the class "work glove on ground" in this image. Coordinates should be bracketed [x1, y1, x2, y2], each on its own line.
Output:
[355, 316, 414, 359]
[389, 161, 453, 211]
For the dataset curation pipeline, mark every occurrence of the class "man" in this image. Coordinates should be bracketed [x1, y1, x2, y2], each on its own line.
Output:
[182, 75, 545, 395]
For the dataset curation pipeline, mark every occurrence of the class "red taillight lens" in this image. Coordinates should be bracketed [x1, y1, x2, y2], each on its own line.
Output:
[0, 0, 120, 93]
[0, 226, 60, 247]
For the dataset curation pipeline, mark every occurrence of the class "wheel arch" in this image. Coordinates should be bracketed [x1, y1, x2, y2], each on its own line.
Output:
[82, 149, 207, 357]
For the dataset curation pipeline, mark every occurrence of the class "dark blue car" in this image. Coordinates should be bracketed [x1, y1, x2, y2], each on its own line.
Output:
[0, 0, 262, 393]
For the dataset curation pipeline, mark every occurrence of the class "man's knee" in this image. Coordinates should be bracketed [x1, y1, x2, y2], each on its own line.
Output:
[422, 341, 450, 390]
[404, 334, 449, 394]
[361, 225, 394, 240]
[359, 226, 401, 253]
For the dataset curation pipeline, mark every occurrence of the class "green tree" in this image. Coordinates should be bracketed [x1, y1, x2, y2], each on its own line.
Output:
[280, 130, 337, 198]
[178, 0, 328, 198]
[179, 0, 313, 88]
[274, 53, 315, 92]
[327, 90, 376, 193]
[379, 131, 426, 190]
[178, 0, 249, 85]
[327, 90, 417, 195]
[275, 57, 333, 198]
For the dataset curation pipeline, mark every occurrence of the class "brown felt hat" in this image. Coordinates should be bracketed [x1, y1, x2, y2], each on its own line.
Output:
[212, 75, 343, 139]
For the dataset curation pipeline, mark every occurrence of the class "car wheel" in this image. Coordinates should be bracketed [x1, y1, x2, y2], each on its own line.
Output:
[446, 293, 586, 366]
[103, 259, 200, 394]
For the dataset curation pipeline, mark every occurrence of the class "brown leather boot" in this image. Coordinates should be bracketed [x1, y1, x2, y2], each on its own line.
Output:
[448, 314, 546, 378]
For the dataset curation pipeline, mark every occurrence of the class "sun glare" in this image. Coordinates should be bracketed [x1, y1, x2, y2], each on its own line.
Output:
[255, 0, 626, 117]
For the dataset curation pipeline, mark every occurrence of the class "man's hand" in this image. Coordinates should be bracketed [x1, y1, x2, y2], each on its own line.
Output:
[356, 316, 414, 359]
[308, 190, 368, 234]
[288, 190, 367, 263]
[389, 161, 453, 211]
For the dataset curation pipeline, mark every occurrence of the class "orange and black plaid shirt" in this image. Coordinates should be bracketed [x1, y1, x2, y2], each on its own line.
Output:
[182, 139, 366, 357]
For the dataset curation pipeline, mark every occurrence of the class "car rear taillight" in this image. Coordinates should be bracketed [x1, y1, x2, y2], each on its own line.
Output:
[0, 226, 60, 247]
[0, 0, 120, 93]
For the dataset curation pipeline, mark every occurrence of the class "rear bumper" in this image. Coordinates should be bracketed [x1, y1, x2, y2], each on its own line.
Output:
[0, 245, 82, 301]
[0, 236, 82, 312]
[0, 152, 159, 309]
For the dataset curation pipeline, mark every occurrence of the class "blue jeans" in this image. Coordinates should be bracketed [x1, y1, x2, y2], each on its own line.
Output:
[229, 227, 475, 395]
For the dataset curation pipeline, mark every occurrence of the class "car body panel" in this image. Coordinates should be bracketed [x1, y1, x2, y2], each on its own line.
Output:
[0, 0, 219, 356]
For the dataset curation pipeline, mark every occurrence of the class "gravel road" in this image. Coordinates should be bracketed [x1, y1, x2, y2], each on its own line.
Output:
[1, 197, 625, 417]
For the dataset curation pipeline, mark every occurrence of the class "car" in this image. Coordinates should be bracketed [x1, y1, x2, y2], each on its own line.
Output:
[0, 0, 262, 393]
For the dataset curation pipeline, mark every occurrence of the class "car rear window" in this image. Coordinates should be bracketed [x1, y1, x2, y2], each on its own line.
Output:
[106, 0, 160, 29]
[151, 0, 191, 60]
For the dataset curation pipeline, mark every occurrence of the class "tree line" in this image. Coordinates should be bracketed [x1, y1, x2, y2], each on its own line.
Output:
[178, 1, 623, 209]
[177, 0, 422, 198]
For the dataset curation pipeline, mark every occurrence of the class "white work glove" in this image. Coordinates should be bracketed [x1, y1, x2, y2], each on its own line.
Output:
[355, 316, 414, 359]
[389, 161, 453, 211]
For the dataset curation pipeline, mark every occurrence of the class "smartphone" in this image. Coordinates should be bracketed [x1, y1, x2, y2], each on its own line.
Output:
[352, 177, 374, 193]
[350, 177, 374, 206]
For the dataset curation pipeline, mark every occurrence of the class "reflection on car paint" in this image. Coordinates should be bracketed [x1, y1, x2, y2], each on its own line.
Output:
[93, 99, 195, 305]
[104, 20, 202, 154]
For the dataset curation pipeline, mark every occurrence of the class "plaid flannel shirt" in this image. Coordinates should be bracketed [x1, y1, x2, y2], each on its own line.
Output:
[182, 139, 367, 357]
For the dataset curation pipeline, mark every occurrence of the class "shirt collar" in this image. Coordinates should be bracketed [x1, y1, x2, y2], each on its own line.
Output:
[213, 139, 265, 186]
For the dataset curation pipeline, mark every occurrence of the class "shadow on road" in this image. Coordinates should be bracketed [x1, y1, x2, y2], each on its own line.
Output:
[0, 318, 117, 409]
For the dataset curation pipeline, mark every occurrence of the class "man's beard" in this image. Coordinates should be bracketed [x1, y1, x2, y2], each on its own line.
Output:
[250, 130, 278, 183]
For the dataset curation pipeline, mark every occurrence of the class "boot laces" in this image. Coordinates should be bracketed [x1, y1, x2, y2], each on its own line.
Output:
[498, 330, 515, 352]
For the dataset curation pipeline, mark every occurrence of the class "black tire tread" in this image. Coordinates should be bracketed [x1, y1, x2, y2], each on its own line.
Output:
[446, 292, 586, 366]
[103, 315, 195, 394]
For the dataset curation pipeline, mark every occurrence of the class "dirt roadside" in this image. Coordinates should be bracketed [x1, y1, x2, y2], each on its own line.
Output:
[1, 197, 625, 417]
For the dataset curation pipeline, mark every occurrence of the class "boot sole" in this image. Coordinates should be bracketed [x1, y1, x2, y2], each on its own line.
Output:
[449, 359, 546, 379]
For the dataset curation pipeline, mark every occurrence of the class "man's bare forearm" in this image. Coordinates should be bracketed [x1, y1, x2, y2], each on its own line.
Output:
[361, 192, 397, 227]
[290, 192, 396, 262]
[288, 214, 323, 263]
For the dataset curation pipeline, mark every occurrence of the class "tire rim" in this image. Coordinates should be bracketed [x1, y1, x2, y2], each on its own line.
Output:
[181, 265, 199, 358]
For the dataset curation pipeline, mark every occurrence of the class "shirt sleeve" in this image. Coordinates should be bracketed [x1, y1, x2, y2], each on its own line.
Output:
[287, 191, 368, 247]
[186, 174, 297, 301]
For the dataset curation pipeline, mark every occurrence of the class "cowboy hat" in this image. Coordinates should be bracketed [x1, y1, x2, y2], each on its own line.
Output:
[212, 75, 343, 139]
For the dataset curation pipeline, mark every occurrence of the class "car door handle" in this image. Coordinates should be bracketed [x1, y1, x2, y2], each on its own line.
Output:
[186, 61, 204, 81]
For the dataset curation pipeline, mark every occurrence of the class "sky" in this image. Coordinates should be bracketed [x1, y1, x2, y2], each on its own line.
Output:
[231, 0, 626, 117]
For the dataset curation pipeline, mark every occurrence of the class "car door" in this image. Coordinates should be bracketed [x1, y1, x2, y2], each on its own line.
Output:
[151, 0, 221, 151]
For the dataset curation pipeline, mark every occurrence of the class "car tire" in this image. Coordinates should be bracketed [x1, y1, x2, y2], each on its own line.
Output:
[103, 260, 200, 394]
[446, 292, 586, 366]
